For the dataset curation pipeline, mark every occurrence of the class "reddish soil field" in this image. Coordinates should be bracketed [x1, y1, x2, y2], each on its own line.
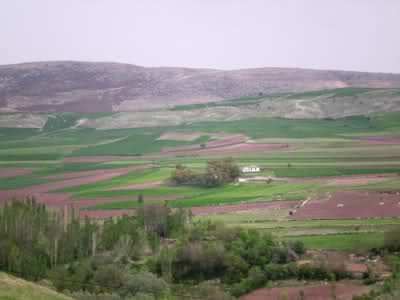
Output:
[241, 281, 369, 300]
[292, 191, 400, 220]
[0, 168, 32, 178]
[325, 174, 395, 186]
[191, 201, 298, 216]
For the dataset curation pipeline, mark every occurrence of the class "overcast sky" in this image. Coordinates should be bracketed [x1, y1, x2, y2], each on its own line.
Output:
[1, 0, 399, 73]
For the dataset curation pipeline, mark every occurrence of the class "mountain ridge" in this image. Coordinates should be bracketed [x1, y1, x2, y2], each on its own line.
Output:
[1, 61, 400, 113]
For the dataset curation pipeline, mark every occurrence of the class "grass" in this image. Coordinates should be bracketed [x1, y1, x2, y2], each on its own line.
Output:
[0, 175, 48, 190]
[169, 182, 312, 208]
[58, 167, 172, 195]
[197, 215, 400, 227]
[284, 232, 385, 251]
[85, 182, 315, 209]
[177, 114, 394, 139]
[272, 167, 400, 178]
[170, 95, 267, 111]
[70, 129, 209, 156]
[0, 111, 399, 159]
[286, 87, 376, 99]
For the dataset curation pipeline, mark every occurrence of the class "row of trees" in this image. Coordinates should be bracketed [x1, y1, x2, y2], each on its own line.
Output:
[0, 198, 189, 281]
[0, 199, 96, 279]
[171, 158, 241, 187]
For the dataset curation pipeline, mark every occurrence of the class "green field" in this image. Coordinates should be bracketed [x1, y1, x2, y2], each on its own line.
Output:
[285, 232, 385, 251]
[1, 108, 400, 253]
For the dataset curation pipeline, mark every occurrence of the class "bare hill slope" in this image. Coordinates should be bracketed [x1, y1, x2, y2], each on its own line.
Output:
[1, 61, 400, 113]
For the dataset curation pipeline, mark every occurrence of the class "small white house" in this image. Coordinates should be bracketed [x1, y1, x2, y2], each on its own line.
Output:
[241, 166, 261, 173]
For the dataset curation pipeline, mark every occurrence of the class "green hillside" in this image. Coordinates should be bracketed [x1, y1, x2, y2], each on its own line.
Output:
[0, 272, 73, 300]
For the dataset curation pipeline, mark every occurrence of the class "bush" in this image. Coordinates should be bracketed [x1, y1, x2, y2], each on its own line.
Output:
[384, 227, 400, 252]
[123, 272, 168, 298]
[289, 241, 306, 256]
[93, 265, 125, 293]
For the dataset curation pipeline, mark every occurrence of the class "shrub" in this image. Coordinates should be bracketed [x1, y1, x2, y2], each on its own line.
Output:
[123, 272, 168, 298]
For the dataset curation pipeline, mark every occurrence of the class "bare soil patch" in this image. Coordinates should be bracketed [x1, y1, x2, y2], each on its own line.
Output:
[191, 201, 298, 216]
[0, 168, 32, 178]
[292, 191, 400, 220]
[241, 280, 369, 300]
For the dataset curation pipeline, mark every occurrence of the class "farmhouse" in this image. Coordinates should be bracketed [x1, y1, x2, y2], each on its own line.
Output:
[241, 166, 261, 173]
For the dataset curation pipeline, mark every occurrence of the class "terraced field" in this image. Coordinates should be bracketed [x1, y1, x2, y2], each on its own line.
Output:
[0, 107, 400, 253]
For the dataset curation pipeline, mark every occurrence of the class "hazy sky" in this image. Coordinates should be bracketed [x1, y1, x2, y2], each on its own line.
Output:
[1, 0, 400, 73]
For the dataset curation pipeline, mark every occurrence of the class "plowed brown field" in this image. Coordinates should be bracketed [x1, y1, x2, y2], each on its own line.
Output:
[241, 281, 369, 300]
[292, 191, 400, 220]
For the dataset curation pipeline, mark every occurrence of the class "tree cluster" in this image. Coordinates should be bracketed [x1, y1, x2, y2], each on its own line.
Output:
[0, 199, 96, 280]
[171, 158, 241, 188]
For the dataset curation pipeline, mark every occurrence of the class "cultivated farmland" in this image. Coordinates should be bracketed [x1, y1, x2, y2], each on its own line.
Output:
[1, 92, 400, 299]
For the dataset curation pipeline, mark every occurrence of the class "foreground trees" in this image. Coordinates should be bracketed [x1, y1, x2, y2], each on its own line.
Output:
[0, 199, 96, 279]
[0, 197, 329, 299]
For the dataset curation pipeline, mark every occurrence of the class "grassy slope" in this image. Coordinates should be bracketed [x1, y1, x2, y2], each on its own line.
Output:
[0, 272, 73, 300]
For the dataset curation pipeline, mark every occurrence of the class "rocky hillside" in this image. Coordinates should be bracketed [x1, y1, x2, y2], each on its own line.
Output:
[1, 61, 400, 113]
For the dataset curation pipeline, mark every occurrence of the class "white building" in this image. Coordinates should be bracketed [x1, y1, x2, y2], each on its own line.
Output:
[241, 166, 261, 173]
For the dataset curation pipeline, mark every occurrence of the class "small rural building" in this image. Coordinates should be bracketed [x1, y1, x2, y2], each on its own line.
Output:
[241, 166, 261, 173]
